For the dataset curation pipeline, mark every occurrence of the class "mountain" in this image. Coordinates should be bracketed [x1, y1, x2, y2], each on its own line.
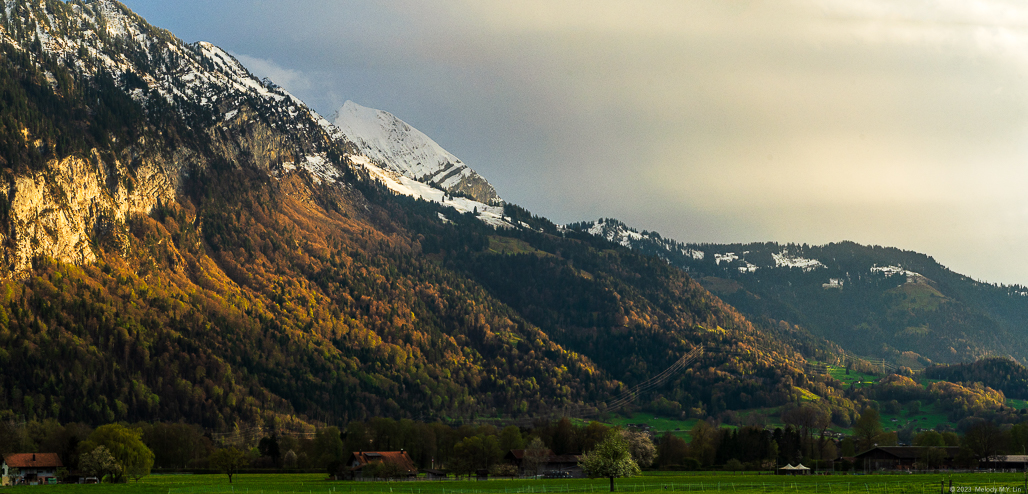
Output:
[331, 100, 500, 205]
[0, 0, 836, 430]
[570, 219, 1028, 368]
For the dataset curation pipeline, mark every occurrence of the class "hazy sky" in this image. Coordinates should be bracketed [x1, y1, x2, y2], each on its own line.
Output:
[120, 0, 1028, 286]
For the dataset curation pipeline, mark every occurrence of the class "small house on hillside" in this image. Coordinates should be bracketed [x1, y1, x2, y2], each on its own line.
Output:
[2, 453, 63, 486]
[338, 451, 418, 480]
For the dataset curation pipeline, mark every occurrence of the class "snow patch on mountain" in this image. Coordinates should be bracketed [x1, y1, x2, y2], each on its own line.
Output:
[872, 265, 930, 284]
[772, 251, 825, 272]
[329, 101, 500, 204]
[715, 253, 739, 265]
[738, 262, 759, 273]
[278, 154, 343, 185]
[349, 155, 511, 229]
[588, 220, 645, 247]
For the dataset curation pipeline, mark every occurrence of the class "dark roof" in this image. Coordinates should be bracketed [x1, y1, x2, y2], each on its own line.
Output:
[547, 455, 581, 464]
[3, 453, 63, 469]
[507, 449, 555, 460]
[347, 451, 417, 474]
[855, 446, 961, 460]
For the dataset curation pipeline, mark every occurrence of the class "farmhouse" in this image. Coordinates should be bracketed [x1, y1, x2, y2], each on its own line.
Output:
[854, 446, 962, 471]
[984, 455, 1028, 471]
[2, 453, 63, 486]
[504, 449, 584, 478]
[338, 450, 418, 480]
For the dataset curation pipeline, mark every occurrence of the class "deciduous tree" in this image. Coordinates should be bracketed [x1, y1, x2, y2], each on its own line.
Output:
[579, 430, 640, 492]
[209, 447, 249, 483]
[79, 446, 121, 483]
[852, 408, 883, 452]
[78, 424, 153, 483]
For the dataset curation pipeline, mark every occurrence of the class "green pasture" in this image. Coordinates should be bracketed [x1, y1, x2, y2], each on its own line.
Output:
[605, 413, 698, 440]
[877, 404, 952, 434]
[823, 364, 878, 386]
[1008, 398, 1028, 411]
[3, 473, 1028, 494]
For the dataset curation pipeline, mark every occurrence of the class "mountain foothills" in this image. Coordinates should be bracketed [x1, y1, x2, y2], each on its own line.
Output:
[0, 0, 822, 431]
[0, 0, 1023, 442]
[572, 219, 1028, 369]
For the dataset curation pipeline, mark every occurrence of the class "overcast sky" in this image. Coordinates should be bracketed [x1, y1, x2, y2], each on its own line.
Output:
[120, 0, 1028, 286]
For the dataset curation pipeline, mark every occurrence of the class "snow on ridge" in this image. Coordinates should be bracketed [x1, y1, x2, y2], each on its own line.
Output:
[587, 220, 648, 247]
[772, 251, 825, 272]
[332, 101, 463, 178]
[738, 262, 758, 273]
[684, 249, 705, 260]
[95, 0, 136, 39]
[330, 101, 498, 201]
[347, 155, 511, 229]
[872, 265, 929, 284]
[715, 253, 739, 265]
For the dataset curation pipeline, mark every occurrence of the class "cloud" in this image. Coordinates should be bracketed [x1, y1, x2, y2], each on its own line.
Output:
[231, 52, 313, 96]
[120, 0, 1028, 285]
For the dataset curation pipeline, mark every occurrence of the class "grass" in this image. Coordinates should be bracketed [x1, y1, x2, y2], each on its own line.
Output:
[1008, 398, 1028, 411]
[885, 283, 946, 313]
[604, 413, 699, 440]
[877, 403, 952, 434]
[486, 237, 552, 257]
[824, 365, 878, 386]
[4, 473, 1028, 494]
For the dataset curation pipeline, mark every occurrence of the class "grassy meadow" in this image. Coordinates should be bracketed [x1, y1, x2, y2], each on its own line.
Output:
[4, 473, 1028, 494]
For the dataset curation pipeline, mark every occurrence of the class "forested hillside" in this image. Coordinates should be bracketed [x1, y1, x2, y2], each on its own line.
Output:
[0, 0, 839, 431]
[572, 220, 1028, 368]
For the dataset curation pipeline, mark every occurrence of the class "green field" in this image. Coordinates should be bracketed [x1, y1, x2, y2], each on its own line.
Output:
[4, 473, 1028, 494]
[605, 413, 699, 440]
[1008, 398, 1028, 410]
[824, 364, 879, 386]
[877, 403, 952, 434]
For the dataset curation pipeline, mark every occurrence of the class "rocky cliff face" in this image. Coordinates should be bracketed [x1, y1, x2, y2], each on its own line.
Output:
[4, 150, 173, 273]
[0, 0, 354, 278]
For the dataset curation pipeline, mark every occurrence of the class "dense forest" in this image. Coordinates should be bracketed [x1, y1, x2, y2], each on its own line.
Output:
[0, 0, 1024, 442]
[0, 0, 828, 430]
[571, 220, 1028, 368]
[924, 358, 1028, 400]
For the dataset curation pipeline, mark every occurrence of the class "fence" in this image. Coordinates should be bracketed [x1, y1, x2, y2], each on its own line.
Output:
[169, 480, 1028, 494]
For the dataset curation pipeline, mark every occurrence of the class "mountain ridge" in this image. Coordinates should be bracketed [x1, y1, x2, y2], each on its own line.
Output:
[569, 218, 1028, 368]
[331, 100, 500, 205]
[0, 0, 835, 430]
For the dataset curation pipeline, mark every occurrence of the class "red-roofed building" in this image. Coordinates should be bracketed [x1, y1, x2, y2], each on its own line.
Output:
[2, 453, 63, 485]
[337, 451, 418, 480]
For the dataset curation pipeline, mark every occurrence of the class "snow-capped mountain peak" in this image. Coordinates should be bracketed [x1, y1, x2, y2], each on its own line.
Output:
[330, 101, 500, 205]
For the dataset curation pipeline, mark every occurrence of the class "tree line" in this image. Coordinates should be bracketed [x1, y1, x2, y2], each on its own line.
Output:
[3, 410, 1027, 482]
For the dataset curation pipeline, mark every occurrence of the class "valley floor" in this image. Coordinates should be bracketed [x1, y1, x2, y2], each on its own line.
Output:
[8, 473, 1028, 494]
